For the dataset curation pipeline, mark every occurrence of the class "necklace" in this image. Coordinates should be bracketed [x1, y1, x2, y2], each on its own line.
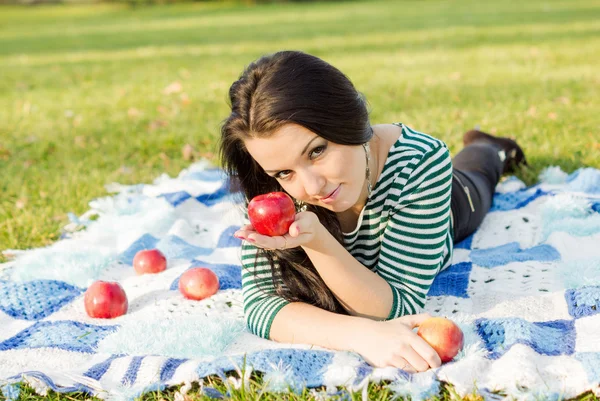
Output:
[363, 142, 372, 198]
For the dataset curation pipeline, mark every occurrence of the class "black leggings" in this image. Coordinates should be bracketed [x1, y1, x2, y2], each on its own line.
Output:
[451, 142, 504, 244]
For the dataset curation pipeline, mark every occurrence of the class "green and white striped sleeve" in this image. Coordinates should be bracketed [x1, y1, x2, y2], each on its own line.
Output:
[378, 143, 453, 319]
[241, 243, 290, 339]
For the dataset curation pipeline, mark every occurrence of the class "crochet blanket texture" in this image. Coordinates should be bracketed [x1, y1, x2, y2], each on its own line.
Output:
[1, 161, 600, 401]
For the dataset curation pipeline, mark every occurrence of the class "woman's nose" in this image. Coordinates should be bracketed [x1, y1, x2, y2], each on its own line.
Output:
[301, 170, 326, 197]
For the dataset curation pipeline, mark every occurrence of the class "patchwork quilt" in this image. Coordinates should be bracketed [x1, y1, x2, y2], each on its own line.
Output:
[1, 161, 600, 401]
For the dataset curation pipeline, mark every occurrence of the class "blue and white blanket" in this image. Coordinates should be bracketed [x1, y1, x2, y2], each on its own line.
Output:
[1, 161, 600, 401]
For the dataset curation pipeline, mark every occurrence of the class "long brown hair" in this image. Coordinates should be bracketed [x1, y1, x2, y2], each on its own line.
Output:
[219, 51, 372, 314]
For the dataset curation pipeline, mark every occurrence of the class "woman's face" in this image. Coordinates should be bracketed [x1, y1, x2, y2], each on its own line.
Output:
[243, 123, 367, 213]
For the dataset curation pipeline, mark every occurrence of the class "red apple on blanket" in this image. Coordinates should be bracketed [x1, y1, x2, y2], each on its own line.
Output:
[179, 267, 220, 300]
[248, 192, 296, 236]
[417, 317, 464, 363]
[133, 249, 167, 275]
[84, 281, 128, 319]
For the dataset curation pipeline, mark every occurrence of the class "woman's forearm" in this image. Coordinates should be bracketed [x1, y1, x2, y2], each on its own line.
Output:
[269, 302, 368, 351]
[269, 302, 442, 372]
[301, 226, 394, 320]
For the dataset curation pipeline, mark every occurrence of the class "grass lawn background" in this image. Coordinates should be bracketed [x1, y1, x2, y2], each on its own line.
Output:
[2, 0, 600, 256]
[1, 0, 599, 399]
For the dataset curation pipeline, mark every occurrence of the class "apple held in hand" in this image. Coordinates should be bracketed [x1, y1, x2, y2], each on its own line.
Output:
[84, 281, 128, 319]
[133, 249, 167, 275]
[179, 267, 220, 301]
[417, 317, 464, 363]
[248, 192, 296, 236]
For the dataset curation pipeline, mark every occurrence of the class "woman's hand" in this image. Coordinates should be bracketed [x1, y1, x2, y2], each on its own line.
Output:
[234, 211, 323, 250]
[351, 313, 442, 372]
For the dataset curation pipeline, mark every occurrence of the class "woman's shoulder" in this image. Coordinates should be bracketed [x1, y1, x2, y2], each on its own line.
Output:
[376, 123, 451, 192]
[390, 123, 449, 156]
[375, 123, 448, 177]
[367, 123, 451, 206]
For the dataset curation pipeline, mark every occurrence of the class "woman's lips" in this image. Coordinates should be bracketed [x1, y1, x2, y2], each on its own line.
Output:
[321, 185, 341, 204]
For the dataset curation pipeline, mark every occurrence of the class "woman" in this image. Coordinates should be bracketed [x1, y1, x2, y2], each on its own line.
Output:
[219, 50, 527, 372]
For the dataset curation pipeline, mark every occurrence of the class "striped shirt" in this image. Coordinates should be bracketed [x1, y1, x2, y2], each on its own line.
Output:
[241, 123, 454, 339]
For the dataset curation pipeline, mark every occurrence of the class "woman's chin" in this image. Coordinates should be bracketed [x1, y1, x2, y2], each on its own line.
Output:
[324, 200, 354, 213]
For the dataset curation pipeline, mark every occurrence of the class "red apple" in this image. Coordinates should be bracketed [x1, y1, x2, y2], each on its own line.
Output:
[133, 249, 167, 275]
[179, 267, 220, 301]
[417, 317, 464, 363]
[248, 192, 296, 236]
[84, 281, 128, 319]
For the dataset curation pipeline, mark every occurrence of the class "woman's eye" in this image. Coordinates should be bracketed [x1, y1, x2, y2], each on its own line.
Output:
[310, 145, 326, 159]
[275, 170, 292, 179]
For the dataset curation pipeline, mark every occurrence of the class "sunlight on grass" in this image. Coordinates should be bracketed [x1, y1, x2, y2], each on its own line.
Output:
[1, 0, 600, 397]
[3, 20, 600, 66]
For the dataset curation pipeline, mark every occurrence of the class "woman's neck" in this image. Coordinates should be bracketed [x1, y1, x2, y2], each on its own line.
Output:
[336, 128, 381, 232]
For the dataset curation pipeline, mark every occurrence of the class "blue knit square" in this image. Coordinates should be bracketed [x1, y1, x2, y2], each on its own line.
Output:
[565, 286, 600, 318]
[216, 226, 242, 249]
[159, 358, 188, 381]
[196, 349, 335, 392]
[490, 188, 546, 212]
[84, 354, 124, 381]
[160, 191, 192, 207]
[155, 235, 212, 260]
[475, 318, 575, 359]
[243, 349, 335, 390]
[196, 184, 230, 207]
[0, 280, 83, 321]
[0, 320, 116, 353]
[470, 242, 560, 268]
[454, 234, 473, 250]
[118, 233, 159, 265]
[352, 363, 374, 387]
[122, 356, 144, 385]
[427, 262, 472, 298]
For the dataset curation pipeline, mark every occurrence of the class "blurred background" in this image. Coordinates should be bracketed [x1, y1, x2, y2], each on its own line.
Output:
[1, 0, 599, 257]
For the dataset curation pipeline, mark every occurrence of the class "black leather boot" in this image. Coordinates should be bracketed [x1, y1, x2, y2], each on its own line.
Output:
[463, 129, 528, 174]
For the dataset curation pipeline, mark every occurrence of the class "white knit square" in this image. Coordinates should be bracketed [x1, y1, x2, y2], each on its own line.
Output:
[472, 208, 542, 250]
[574, 315, 600, 352]
[0, 316, 33, 343]
[466, 263, 569, 317]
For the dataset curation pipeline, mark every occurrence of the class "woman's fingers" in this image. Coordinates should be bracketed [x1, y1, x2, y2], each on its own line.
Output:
[289, 221, 307, 238]
[397, 313, 433, 329]
[243, 233, 293, 250]
[411, 336, 442, 369]
[390, 316, 441, 370]
[396, 345, 431, 373]
[277, 235, 290, 249]
[233, 224, 256, 239]
[289, 212, 313, 237]
[389, 356, 416, 373]
[236, 211, 318, 248]
[234, 226, 295, 250]
[287, 221, 299, 237]
[246, 232, 273, 245]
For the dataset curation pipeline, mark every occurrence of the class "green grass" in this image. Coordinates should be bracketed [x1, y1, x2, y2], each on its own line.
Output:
[1, 0, 600, 254]
[7, 372, 600, 401]
[1, 0, 600, 399]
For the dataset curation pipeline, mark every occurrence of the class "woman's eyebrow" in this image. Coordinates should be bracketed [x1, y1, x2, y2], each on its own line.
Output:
[299, 135, 320, 156]
[264, 135, 320, 173]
